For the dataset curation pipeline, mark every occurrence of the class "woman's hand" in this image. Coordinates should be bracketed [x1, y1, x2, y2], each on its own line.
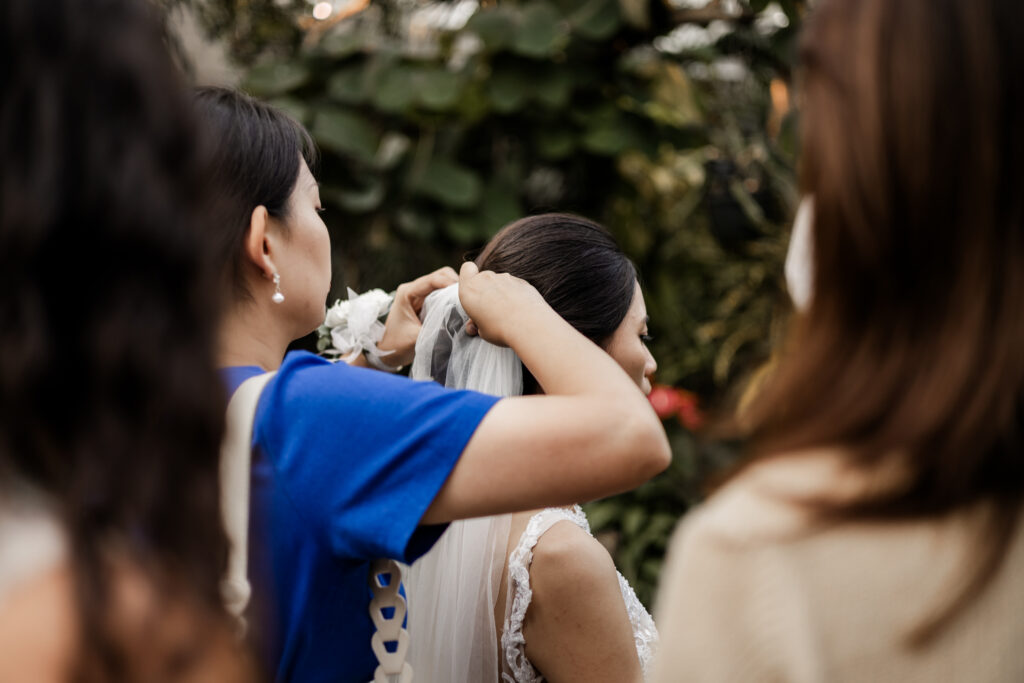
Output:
[457, 261, 546, 347]
[376, 267, 459, 367]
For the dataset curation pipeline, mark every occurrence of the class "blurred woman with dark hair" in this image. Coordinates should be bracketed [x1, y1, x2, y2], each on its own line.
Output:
[654, 0, 1024, 680]
[0, 0, 252, 680]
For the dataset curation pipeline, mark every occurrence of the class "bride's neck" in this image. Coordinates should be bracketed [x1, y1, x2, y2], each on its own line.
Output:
[218, 300, 293, 371]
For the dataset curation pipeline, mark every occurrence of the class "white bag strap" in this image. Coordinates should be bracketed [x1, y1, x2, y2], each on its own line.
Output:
[220, 371, 276, 629]
[369, 558, 413, 683]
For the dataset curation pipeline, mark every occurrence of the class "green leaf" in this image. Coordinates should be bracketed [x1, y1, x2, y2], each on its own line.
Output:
[395, 208, 437, 240]
[580, 126, 620, 155]
[640, 557, 664, 583]
[534, 68, 574, 108]
[416, 68, 463, 111]
[583, 500, 623, 532]
[372, 65, 416, 113]
[325, 66, 368, 105]
[647, 62, 703, 127]
[535, 126, 576, 159]
[443, 213, 480, 244]
[513, 3, 568, 58]
[322, 179, 386, 213]
[571, 0, 621, 40]
[268, 97, 310, 125]
[569, 101, 617, 127]
[318, 31, 367, 58]
[243, 62, 310, 97]
[621, 506, 646, 537]
[466, 9, 518, 51]
[479, 182, 523, 236]
[311, 108, 379, 163]
[454, 83, 492, 122]
[581, 114, 647, 155]
[487, 65, 531, 113]
[411, 158, 482, 208]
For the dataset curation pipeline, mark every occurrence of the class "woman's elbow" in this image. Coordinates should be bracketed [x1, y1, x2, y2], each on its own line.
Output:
[618, 405, 671, 482]
[639, 413, 672, 477]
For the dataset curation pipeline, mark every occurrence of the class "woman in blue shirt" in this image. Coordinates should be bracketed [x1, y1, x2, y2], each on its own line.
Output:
[196, 86, 670, 682]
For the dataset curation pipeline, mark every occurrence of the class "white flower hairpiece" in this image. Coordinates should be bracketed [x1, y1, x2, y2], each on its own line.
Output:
[317, 288, 396, 368]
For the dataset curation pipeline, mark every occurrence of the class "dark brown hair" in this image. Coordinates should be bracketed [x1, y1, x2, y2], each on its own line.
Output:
[193, 87, 317, 301]
[1, 0, 249, 678]
[476, 213, 637, 345]
[740, 0, 1024, 644]
[475, 213, 637, 392]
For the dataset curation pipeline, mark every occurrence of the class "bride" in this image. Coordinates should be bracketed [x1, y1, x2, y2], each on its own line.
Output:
[407, 214, 659, 682]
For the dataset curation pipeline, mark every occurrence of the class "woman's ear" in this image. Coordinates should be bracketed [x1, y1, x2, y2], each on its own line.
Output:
[243, 205, 277, 279]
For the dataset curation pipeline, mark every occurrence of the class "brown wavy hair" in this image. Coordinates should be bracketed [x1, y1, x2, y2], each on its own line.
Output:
[740, 0, 1024, 644]
[1, 0, 250, 678]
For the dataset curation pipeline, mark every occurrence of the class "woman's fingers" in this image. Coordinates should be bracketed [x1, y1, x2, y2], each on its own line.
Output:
[458, 261, 545, 347]
[400, 266, 458, 311]
[376, 267, 458, 367]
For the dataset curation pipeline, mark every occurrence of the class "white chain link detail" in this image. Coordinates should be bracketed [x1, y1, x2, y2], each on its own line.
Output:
[369, 559, 414, 683]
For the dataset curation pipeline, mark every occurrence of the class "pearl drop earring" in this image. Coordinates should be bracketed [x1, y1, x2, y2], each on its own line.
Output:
[272, 272, 285, 304]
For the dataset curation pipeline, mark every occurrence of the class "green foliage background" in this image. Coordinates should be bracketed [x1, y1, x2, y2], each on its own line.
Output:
[183, 0, 804, 606]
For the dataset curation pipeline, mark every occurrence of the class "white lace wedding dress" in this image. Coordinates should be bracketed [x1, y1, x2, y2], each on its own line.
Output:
[500, 505, 658, 682]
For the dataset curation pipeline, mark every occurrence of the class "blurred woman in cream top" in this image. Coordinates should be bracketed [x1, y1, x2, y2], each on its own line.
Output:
[654, 0, 1024, 680]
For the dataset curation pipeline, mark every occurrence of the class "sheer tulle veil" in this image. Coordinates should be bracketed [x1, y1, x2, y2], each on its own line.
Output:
[405, 284, 522, 682]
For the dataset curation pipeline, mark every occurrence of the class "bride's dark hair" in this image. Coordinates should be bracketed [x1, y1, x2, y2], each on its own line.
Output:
[476, 213, 637, 346]
[1, 0, 246, 678]
[474, 213, 637, 392]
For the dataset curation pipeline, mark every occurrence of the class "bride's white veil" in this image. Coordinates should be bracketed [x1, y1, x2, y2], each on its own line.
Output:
[406, 284, 521, 682]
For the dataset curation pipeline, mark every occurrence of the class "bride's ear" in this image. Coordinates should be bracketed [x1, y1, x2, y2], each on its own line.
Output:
[243, 205, 278, 279]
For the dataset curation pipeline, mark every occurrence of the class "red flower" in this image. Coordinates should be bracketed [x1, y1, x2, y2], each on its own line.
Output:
[648, 384, 682, 419]
[675, 390, 704, 431]
[648, 384, 705, 431]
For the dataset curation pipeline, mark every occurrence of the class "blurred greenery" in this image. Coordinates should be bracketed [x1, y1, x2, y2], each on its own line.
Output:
[183, 0, 804, 608]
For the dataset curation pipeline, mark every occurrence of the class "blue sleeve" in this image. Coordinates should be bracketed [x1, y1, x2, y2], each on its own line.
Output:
[252, 351, 499, 563]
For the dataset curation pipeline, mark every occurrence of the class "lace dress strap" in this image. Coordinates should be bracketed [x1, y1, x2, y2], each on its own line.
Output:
[616, 566, 659, 679]
[501, 506, 589, 683]
[500, 505, 659, 682]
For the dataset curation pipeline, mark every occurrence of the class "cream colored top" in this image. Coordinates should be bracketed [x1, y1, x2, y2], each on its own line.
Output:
[652, 452, 1024, 682]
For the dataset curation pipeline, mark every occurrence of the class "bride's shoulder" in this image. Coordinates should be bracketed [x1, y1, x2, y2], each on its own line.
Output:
[520, 520, 643, 680]
[528, 520, 618, 605]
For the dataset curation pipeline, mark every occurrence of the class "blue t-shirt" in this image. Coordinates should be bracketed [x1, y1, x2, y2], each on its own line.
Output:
[222, 351, 499, 683]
